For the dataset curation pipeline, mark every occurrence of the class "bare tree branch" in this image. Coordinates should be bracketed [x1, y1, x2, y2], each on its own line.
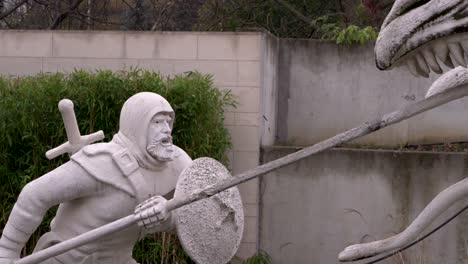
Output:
[32, 0, 50, 6]
[121, 0, 134, 10]
[0, 0, 28, 20]
[272, 0, 317, 27]
[49, 0, 85, 29]
[150, 0, 175, 31]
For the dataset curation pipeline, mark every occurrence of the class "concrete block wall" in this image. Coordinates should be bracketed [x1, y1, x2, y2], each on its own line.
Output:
[0, 30, 262, 260]
[260, 147, 468, 264]
[275, 39, 468, 147]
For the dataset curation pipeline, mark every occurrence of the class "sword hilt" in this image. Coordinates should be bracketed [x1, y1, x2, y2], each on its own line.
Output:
[45, 99, 105, 160]
[58, 99, 81, 145]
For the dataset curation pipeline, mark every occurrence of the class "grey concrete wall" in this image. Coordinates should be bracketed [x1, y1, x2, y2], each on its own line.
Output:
[276, 39, 468, 147]
[0, 30, 262, 259]
[260, 147, 468, 264]
[260, 32, 279, 147]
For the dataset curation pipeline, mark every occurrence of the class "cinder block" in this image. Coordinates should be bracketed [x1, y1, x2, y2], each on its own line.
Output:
[235, 242, 257, 260]
[0, 57, 42, 75]
[43, 58, 126, 73]
[224, 112, 235, 126]
[52, 32, 125, 58]
[0, 31, 53, 57]
[225, 150, 234, 171]
[128, 59, 174, 76]
[198, 34, 238, 60]
[228, 86, 260, 113]
[238, 61, 261, 87]
[243, 203, 259, 217]
[125, 33, 198, 60]
[198, 33, 261, 61]
[227, 126, 260, 152]
[242, 216, 258, 243]
[173, 60, 237, 86]
[238, 34, 261, 61]
[235, 113, 259, 126]
[237, 178, 259, 204]
[232, 151, 259, 174]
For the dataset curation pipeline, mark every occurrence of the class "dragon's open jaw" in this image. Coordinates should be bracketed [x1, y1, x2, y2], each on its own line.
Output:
[375, 0, 468, 77]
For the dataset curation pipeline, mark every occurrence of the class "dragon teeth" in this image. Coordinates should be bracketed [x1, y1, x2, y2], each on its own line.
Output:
[403, 40, 467, 77]
[433, 42, 455, 68]
[415, 53, 430, 77]
[422, 49, 442, 74]
[406, 57, 421, 77]
[448, 42, 466, 67]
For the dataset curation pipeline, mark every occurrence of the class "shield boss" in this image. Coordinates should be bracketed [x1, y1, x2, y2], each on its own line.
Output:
[174, 157, 244, 264]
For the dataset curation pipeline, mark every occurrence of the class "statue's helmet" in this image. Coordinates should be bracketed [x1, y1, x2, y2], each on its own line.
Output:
[118, 92, 174, 165]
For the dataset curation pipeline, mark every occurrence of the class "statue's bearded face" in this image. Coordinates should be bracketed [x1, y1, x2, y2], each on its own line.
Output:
[146, 113, 176, 162]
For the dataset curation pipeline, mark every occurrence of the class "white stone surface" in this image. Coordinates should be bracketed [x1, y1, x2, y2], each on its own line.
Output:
[174, 60, 238, 86]
[0, 31, 53, 57]
[243, 203, 259, 217]
[237, 178, 259, 204]
[125, 33, 198, 60]
[175, 157, 244, 264]
[0, 57, 43, 75]
[227, 86, 261, 113]
[227, 126, 260, 152]
[43, 58, 126, 73]
[237, 242, 257, 260]
[52, 31, 126, 58]
[238, 61, 261, 87]
[234, 113, 259, 126]
[45, 99, 104, 159]
[198, 33, 261, 61]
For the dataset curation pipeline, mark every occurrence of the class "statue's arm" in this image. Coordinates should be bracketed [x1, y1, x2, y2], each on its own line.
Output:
[0, 161, 100, 260]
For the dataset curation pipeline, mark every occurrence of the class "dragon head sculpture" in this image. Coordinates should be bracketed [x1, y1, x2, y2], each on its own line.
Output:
[375, 0, 468, 77]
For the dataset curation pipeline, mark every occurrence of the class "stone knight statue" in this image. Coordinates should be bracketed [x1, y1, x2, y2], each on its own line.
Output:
[0, 92, 192, 264]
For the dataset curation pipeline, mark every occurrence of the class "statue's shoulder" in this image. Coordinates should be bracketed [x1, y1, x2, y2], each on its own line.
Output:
[74, 142, 122, 157]
[70, 142, 137, 197]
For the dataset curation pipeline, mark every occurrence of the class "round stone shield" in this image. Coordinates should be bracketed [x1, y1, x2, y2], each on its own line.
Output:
[174, 157, 244, 264]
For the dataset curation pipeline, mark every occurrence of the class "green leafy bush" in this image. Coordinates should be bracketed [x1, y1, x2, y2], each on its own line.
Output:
[0, 69, 236, 263]
[320, 24, 378, 45]
[242, 251, 271, 264]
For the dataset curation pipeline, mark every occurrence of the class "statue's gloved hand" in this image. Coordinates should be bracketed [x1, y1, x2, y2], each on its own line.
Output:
[134, 196, 172, 232]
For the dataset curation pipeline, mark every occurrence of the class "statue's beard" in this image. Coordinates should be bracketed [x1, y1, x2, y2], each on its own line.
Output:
[146, 135, 175, 162]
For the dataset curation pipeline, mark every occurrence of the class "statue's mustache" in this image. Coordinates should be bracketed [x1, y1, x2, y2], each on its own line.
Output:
[149, 135, 173, 146]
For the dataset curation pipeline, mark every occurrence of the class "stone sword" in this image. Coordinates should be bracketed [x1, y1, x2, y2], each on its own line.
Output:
[15, 81, 468, 264]
[45, 99, 105, 160]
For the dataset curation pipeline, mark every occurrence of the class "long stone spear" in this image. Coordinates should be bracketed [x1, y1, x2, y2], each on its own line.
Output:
[15, 81, 468, 264]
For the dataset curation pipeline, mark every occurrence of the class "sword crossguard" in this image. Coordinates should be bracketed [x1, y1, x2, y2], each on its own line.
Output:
[45, 99, 105, 160]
